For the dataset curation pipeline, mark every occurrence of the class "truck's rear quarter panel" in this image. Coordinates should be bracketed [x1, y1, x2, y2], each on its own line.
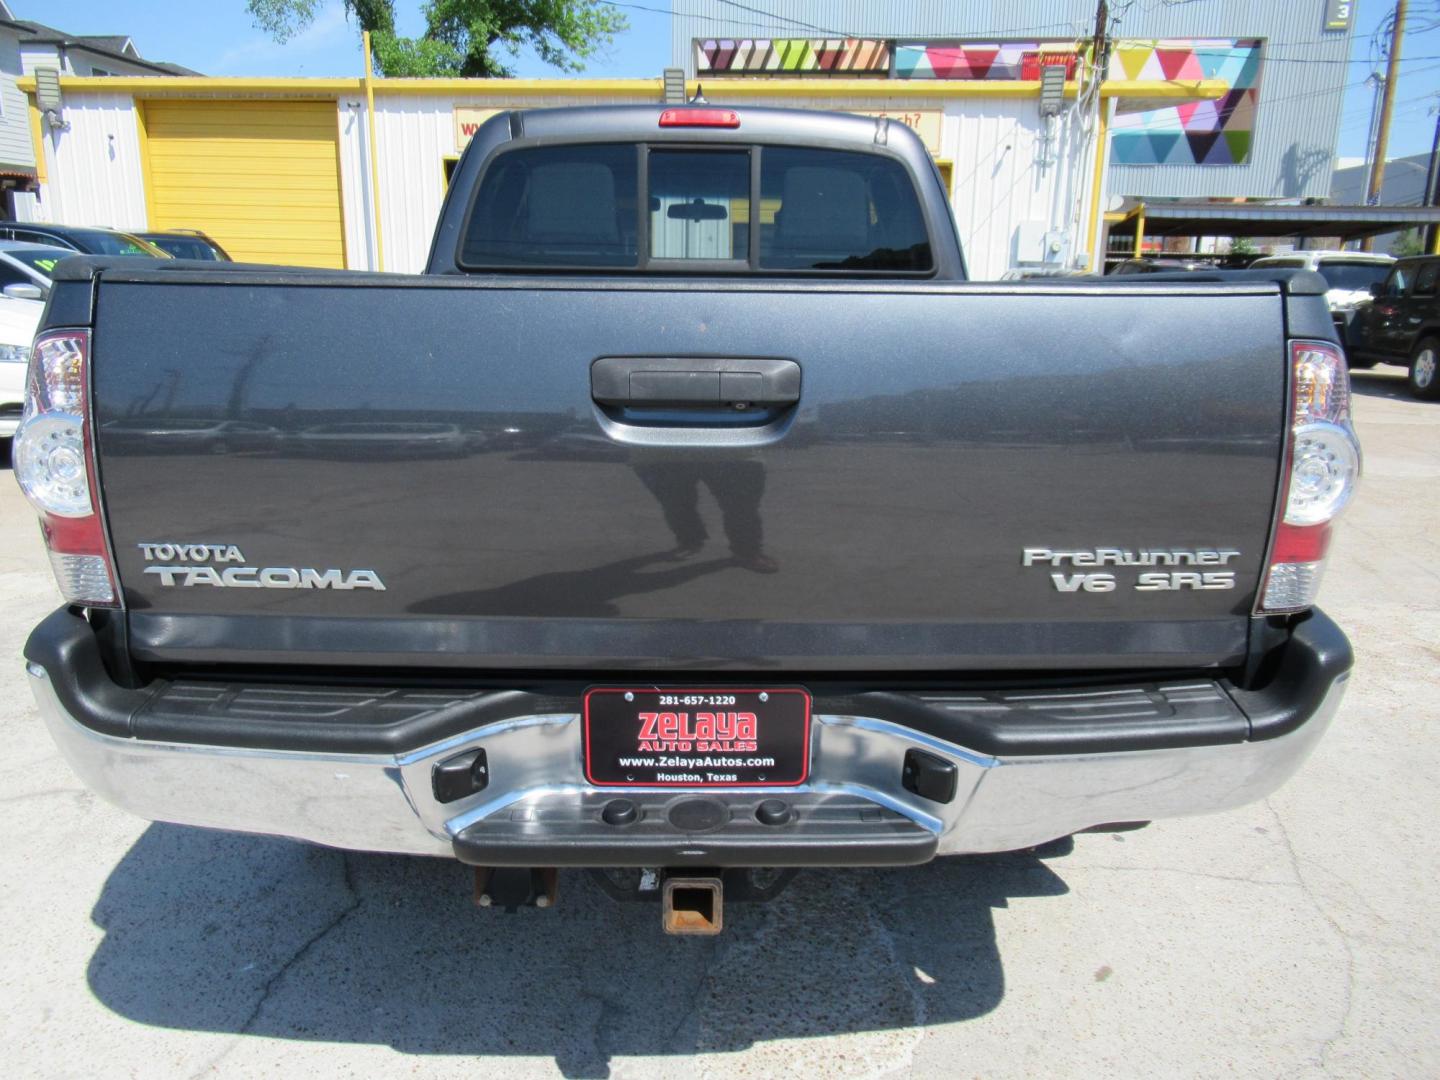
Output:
[92, 274, 1284, 671]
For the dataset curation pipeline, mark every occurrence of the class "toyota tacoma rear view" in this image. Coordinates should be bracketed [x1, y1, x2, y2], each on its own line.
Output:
[15, 106, 1358, 933]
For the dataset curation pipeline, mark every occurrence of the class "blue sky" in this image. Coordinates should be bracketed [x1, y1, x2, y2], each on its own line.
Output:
[16, 1, 1440, 163]
[15, 0, 674, 79]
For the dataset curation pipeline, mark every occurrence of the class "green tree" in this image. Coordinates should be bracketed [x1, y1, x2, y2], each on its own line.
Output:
[1227, 236, 1257, 257]
[1390, 229, 1426, 257]
[246, 0, 627, 77]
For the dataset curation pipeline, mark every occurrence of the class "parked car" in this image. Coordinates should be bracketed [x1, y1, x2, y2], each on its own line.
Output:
[1347, 255, 1440, 400]
[0, 292, 42, 437]
[0, 241, 73, 301]
[135, 230, 230, 261]
[1107, 257, 1212, 274]
[0, 223, 168, 258]
[1249, 251, 1394, 354]
[999, 267, 1096, 280]
[15, 105, 1357, 934]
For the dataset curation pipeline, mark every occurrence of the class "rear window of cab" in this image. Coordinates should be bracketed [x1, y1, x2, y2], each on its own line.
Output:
[458, 143, 933, 274]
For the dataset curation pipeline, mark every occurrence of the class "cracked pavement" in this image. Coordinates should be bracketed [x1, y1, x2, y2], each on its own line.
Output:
[0, 368, 1435, 1078]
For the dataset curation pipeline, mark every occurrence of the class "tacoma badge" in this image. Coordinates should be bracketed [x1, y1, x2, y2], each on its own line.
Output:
[137, 542, 385, 591]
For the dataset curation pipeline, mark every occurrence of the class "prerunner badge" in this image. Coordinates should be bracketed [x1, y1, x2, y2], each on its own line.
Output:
[583, 688, 811, 787]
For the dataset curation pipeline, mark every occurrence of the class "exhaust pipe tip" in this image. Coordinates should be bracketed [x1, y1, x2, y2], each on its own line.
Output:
[662, 876, 723, 935]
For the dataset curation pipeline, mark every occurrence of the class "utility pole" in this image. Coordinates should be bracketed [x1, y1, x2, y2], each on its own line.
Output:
[1363, 0, 1408, 250]
[1091, 0, 1108, 66]
[1085, 0, 1110, 271]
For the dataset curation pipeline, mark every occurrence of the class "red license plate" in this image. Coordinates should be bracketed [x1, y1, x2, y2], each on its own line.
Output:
[583, 688, 811, 787]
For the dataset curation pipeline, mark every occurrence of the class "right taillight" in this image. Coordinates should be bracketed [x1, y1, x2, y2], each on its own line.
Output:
[1258, 340, 1361, 613]
[13, 329, 119, 608]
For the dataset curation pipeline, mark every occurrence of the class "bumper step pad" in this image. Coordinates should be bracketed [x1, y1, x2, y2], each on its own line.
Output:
[452, 791, 937, 868]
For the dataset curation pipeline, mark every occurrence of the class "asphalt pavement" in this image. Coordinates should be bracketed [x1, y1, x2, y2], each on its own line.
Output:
[0, 365, 1434, 1078]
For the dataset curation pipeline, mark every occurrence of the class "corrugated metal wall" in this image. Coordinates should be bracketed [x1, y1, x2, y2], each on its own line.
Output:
[672, 0, 1355, 199]
[943, 97, 1092, 280]
[35, 92, 146, 229]
[351, 91, 658, 273]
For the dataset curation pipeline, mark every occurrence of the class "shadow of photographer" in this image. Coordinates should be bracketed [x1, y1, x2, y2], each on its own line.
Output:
[85, 824, 1072, 1077]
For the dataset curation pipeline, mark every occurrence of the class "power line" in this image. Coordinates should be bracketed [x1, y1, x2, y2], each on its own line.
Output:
[622, 0, 1440, 68]
[1336, 89, 1440, 131]
[714, 0, 845, 38]
[1235, 60, 1440, 113]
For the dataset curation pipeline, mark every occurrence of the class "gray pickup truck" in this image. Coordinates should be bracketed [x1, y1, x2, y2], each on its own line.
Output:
[16, 105, 1358, 933]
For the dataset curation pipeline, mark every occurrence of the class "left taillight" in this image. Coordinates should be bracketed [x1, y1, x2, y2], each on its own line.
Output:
[1257, 339, 1361, 614]
[13, 329, 119, 607]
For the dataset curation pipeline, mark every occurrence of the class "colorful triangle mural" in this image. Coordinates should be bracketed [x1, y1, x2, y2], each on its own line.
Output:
[1186, 131, 1224, 162]
[693, 33, 1263, 167]
[1157, 48, 1191, 81]
[1106, 38, 1262, 166]
[695, 37, 889, 75]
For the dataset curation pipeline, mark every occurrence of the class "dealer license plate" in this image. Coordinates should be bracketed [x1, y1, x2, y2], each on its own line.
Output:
[583, 688, 811, 787]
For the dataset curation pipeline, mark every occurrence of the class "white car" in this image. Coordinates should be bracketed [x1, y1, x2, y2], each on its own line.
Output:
[1248, 251, 1395, 345]
[0, 294, 42, 437]
[0, 240, 71, 301]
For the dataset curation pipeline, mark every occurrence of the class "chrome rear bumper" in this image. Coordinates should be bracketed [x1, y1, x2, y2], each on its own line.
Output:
[25, 615, 1350, 862]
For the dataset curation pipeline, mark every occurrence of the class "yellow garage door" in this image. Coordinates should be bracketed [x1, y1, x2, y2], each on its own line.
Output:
[142, 101, 345, 268]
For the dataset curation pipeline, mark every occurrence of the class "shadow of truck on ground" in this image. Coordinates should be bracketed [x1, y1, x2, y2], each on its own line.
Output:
[86, 824, 1071, 1078]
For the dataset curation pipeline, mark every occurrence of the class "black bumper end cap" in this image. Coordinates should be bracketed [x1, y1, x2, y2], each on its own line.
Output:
[432, 748, 489, 804]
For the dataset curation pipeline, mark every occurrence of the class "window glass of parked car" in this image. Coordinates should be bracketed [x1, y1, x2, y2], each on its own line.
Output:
[68, 230, 162, 256]
[1415, 262, 1439, 297]
[460, 143, 931, 273]
[648, 150, 749, 262]
[758, 147, 931, 272]
[1379, 265, 1410, 297]
[463, 143, 639, 268]
[7, 227, 162, 257]
[142, 235, 225, 260]
[5, 248, 64, 278]
[1319, 261, 1396, 293]
[0, 259, 34, 291]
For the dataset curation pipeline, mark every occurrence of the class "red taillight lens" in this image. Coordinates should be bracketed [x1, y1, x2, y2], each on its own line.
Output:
[658, 108, 740, 128]
[13, 329, 119, 607]
[1257, 340, 1361, 614]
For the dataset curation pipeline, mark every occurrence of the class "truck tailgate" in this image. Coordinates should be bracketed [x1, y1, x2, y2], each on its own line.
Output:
[91, 272, 1285, 671]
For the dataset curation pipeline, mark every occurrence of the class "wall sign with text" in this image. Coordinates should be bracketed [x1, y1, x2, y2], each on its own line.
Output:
[454, 107, 504, 151]
[848, 110, 943, 156]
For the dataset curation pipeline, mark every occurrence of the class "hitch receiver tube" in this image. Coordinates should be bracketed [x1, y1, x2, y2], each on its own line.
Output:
[663, 876, 723, 935]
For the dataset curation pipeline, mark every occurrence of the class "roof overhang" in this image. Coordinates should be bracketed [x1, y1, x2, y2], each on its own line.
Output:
[16, 74, 1228, 103]
[8, 32, 178, 76]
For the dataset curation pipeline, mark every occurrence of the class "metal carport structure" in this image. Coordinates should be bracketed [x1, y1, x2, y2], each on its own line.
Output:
[1107, 203, 1440, 256]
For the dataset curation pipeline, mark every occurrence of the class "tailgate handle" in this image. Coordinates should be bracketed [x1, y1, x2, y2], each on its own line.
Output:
[591, 357, 800, 408]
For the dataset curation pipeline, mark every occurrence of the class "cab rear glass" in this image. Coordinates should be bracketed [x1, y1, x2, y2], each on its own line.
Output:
[458, 142, 933, 274]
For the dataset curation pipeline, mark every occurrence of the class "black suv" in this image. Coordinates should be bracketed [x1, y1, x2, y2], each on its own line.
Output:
[0, 223, 167, 258]
[1348, 255, 1440, 400]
